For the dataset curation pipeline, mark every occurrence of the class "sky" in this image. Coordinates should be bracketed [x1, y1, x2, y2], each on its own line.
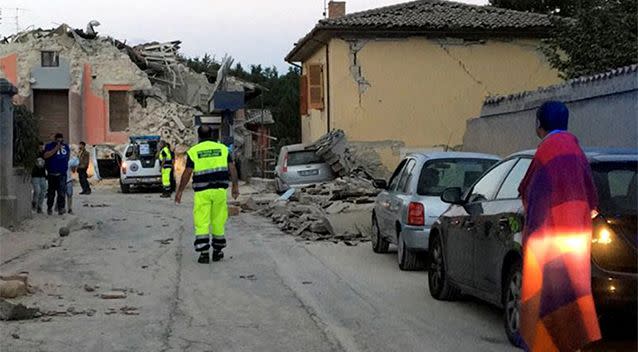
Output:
[0, 0, 488, 72]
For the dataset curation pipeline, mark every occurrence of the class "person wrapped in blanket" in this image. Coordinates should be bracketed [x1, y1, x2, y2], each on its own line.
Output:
[517, 101, 601, 351]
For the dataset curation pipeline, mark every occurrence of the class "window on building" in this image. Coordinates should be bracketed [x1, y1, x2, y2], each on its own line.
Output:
[307, 64, 324, 110]
[109, 91, 129, 132]
[300, 74, 308, 116]
[41, 51, 59, 67]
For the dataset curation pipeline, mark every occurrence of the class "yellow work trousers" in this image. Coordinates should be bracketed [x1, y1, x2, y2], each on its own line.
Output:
[161, 168, 171, 190]
[193, 188, 228, 252]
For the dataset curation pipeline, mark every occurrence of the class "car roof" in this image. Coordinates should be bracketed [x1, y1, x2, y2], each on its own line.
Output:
[408, 151, 501, 161]
[509, 147, 638, 161]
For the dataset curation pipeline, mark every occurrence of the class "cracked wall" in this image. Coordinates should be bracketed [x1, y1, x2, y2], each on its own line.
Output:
[313, 36, 560, 170]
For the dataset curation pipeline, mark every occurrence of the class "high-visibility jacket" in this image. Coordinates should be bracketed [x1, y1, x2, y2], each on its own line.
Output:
[159, 146, 173, 169]
[186, 140, 230, 192]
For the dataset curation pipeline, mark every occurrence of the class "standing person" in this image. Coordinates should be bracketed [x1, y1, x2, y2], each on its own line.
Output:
[43, 133, 70, 215]
[158, 140, 173, 198]
[175, 126, 239, 264]
[66, 156, 79, 214]
[31, 142, 47, 213]
[517, 101, 601, 352]
[168, 142, 177, 192]
[77, 142, 91, 195]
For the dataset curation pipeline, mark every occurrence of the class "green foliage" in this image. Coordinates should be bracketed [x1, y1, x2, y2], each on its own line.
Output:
[184, 56, 301, 152]
[13, 105, 40, 170]
[491, 0, 638, 79]
[542, 0, 638, 79]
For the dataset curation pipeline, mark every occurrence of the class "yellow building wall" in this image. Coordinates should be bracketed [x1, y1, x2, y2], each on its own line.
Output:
[301, 36, 561, 170]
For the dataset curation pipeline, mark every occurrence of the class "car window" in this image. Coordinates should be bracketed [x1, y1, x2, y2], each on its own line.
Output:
[417, 158, 498, 196]
[287, 150, 323, 166]
[468, 159, 517, 203]
[592, 161, 637, 214]
[496, 158, 532, 200]
[398, 159, 416, 193]
[388, 159, 407, 191]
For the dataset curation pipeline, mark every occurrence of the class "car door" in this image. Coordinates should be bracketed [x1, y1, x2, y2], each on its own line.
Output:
[474, 157, 531, 295]
[377, 159, 407, 238]
[446, 159, 517, 287]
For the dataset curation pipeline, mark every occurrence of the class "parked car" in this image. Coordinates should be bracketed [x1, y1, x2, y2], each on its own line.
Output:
[428, 148, 637, 346]
[371, 152, 500, 270]
[118, 136, 162, 193]
[275, 144, 336, 193]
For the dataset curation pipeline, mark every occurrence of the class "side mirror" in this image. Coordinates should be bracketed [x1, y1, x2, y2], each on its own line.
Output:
[441, 187, 464, 204]
[373, 179, 388, 189]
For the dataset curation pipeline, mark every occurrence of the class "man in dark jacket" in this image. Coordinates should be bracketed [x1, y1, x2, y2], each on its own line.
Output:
[78, 141, 92, 195]
[43, 133, 70, 215]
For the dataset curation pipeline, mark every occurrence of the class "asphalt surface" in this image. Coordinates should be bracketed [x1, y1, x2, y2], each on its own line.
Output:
[0, 184, 634, 351]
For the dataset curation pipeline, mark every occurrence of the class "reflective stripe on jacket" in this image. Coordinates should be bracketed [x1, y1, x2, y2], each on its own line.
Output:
[186, 141, 230, 192]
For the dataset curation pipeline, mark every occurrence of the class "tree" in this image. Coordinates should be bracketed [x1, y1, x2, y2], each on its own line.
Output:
[491, 0, 638, 79]
[543, 0, 637, 79]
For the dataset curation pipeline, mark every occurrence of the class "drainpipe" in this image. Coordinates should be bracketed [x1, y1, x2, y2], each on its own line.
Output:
[325, 42, 331, 134]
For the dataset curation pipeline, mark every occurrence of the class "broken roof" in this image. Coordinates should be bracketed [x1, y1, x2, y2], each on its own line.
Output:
[286, 0, 553, 62]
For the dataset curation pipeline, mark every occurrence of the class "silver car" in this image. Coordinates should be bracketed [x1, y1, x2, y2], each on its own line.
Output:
[371, 152, 500, 270]
[275, 144, 336, 193]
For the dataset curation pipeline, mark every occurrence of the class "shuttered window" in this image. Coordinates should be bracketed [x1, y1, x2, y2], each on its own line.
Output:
[307, 64, 324, 110]
[300, 75, 308, 116]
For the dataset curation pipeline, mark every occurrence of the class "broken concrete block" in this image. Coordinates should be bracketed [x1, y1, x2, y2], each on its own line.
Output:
[0, 280, 28, 299]
[228, 205, 241, 217]
[325, 201, 350, 214]
[248, 177, 277, 192]
[0, 299, 39, 321]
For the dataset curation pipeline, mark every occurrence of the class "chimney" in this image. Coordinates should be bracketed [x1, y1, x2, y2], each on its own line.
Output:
[328, 1, 346, 19]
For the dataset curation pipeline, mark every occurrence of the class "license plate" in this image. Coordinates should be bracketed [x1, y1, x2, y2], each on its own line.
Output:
[140, 177, 160, 183]
[299, 169, 319, 176]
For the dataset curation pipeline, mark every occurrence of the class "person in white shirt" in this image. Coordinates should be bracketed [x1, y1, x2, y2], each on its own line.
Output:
[67, 157, 80, 214]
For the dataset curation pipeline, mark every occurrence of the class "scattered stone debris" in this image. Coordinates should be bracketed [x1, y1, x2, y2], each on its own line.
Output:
[84, 284, 96, 292]
[0, 273, 35, 298]
[11, 333, 19, 339]
[155, 238, 174, 245]
[239, 274, 257, 281]
[100, 291, 127, 299]
[120, 306, 140, 316]
[0, 299, 40, 321]
[59, 227, 70, 237]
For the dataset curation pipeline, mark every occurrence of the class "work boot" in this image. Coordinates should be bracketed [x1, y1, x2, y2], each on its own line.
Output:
[47, 208, 53, 216]
[212, 250, 224, 262]
[68, 209, 73, 215]
[58, 209, 66, 216]
[37, 207, 43, 214]
[197, 252, 210, 264]
[160, 192, 171, 198]
[32, 202, 36, 211]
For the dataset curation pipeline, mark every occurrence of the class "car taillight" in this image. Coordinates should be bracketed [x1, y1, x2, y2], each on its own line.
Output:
[283, 152, 288, 173]
[121, 162, 127, 175]
[407, 202, 425, 226]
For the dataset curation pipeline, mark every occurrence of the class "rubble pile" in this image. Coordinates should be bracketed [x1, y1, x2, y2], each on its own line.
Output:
[309, 130, 354, 177]
[129, 98, 198, 148]
[253, 177, 380, 244]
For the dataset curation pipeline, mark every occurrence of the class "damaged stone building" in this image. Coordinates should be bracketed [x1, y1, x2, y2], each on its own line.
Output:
[0, 24, 274, 175]
[286, 0, 562, 173]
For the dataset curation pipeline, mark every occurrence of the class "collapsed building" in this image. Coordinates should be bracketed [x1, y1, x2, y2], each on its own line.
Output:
[0, 23, 274, 178]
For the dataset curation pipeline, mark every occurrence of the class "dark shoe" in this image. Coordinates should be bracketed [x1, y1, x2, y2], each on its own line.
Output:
[47, 208, 53, 216]
[197, 252, 210, 264]
[31, 202, 36, 211]
[58, 209, 66, 215]
[86, 190, 91, 195]
[68, 209, 73, 215]
[79, 191, 87, 195]
[37, 207, 43, 214]
[212, 250, 224, 262]
[160, 193, 171, 198]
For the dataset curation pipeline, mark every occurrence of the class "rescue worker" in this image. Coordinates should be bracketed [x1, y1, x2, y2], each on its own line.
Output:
[175, 125, 239, 264]
[158, 140, 173, 198]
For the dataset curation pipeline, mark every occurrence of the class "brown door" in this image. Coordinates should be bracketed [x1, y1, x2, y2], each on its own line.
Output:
[33, 90, 69, 143]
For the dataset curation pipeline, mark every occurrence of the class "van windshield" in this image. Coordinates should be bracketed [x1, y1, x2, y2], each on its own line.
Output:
[287, 150, 324, 166]
[417, 158, 497, 196]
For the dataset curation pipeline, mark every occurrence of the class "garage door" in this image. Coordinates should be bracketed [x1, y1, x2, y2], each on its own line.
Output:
[33, 90, 69, 143]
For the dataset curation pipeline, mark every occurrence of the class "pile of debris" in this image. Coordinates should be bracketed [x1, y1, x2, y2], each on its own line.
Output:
[128, 98, 198, 149]
[250, 177, 380, 244]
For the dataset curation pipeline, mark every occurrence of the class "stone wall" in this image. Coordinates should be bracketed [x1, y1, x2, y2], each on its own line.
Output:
[463, 65, 638, 156]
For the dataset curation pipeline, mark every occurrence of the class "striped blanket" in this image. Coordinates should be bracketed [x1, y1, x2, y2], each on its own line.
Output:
[518, 131, 601, 351]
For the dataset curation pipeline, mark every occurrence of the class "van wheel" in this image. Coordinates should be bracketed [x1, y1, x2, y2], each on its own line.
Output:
[504, 261, 522, 346]
[120, 182, 131, 194]
[371, 215, 389, 253]
[428, 235, 459, 300]
[398, 231, 425, 271]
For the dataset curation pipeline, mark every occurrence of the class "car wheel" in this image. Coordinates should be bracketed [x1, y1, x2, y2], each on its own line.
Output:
[371, 215, 389, 253]
[120, 181, 131, 194]
[398, 231, 425, 271]
[504, 261, 522, 346]
[428, 235, 458, 300]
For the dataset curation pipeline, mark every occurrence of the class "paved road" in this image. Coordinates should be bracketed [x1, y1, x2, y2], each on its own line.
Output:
[0, 185, 632, 351]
